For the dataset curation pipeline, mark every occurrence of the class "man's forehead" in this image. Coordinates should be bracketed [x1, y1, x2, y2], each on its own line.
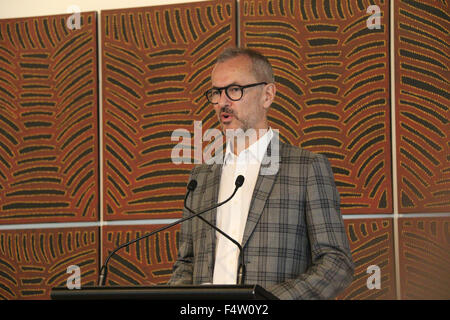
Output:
[214, 55, 251, 69]
[211, 56, 255, 83]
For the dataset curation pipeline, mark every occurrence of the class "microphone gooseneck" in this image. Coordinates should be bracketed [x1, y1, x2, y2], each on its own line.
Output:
[98, 182, 197, 286]
[98, 175, 245, 286]
[184, 175, 246, 285]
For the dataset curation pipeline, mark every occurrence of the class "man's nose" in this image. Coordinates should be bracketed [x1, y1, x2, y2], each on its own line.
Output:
[217, 89, 231, 107]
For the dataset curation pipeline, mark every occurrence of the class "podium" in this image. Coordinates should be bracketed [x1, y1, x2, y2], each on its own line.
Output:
[51, 284, 279, 300]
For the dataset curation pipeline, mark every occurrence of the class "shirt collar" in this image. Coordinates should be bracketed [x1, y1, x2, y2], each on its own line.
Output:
[223, 128, 274, 165]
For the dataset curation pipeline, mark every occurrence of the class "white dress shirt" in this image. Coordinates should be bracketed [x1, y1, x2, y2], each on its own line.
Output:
[212, 128, 274, 284]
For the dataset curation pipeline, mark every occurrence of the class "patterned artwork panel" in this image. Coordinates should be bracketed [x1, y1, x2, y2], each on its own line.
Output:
[102, 0, 237, 221]
[0, 227, 99, 300]
[101, 224, 179, 286]
[0, 0, 447, 302]
[240, 0, 392, 214]
[0, 12, 99, 224]
[395, 0, 449, 213]
[398, 217, 450, 299]
[337, 218, 396, 299]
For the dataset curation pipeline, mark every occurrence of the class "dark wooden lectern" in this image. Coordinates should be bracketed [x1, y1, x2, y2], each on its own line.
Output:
[50, 284, 279, 300]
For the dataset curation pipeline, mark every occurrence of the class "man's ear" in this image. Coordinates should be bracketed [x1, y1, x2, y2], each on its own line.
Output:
[263, 83, 277, 110]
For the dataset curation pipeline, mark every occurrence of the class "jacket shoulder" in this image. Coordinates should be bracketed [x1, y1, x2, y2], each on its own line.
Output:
[190, 163, 212, 174]
[279, 141, 329, 164]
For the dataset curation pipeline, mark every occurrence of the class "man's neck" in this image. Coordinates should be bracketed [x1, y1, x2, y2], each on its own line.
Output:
[228, 127, 269, 156]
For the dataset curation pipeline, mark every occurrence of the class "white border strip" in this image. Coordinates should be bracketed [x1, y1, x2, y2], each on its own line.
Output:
[0, 219, 180, 231]
[97, 7, 105, 272]
[236, 0, 240, 47]
[390, 0, 401, 300]
[2, 213, 448, 231]
[342, 213, 450, 220]
[342, 214, 393, 220]
[0, 221, 100, 231]
[397, 213, 450, 218]
[104, 218, 179, 226]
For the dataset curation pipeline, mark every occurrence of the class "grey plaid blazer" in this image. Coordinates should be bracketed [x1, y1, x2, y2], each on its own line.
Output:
[168, 137, 354, 300]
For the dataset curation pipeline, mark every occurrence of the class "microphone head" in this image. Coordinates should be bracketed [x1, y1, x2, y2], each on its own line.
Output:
[235, 175, 245, 188]
[187, 180, 198, 191]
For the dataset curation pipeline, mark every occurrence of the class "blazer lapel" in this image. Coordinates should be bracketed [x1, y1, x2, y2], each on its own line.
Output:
[241, 135, 282, 249]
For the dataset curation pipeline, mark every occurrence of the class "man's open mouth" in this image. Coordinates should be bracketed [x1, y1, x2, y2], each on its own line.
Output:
[220, 113, 233, 122]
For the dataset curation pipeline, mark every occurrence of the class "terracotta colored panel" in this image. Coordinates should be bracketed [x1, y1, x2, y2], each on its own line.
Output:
[0, 227, 99, 300]
[394, 0, 449, 213]
[0, 13, 99, 224]
[398, 217, 450, 299]
[101, 1, 237, 220]
[101, 224, 179, 286]
[338, 218, 396, 299]
[240, 0, 392, 214]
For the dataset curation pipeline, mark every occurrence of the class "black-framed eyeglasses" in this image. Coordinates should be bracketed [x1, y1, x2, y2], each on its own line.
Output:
[204, 82, 267, 104]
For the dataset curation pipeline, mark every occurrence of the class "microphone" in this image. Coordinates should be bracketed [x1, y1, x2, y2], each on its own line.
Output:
[235, 175, 244, 188]
[97, 175, 245, 286]
[187, 179, 197, 192]
[184, 175, 246, 285]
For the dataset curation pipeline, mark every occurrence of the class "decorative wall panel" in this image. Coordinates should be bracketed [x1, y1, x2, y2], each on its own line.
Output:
[0, 0, 447, 301]
[240, 0, 392, 214]
[0, 227, 98, 299]
[395, 0, 449, 213]
[337, 218, 396, 299]
[0, 13, 99, 224]
[102, 0, 237, 221]
[102, 225, 178, 285]
[398, 217, 450, 299]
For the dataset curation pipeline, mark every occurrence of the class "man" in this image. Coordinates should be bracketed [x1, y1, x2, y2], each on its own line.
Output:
[168, 47, 354, 300]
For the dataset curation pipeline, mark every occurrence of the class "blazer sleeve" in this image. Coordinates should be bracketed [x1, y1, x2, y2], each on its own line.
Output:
[267, 153, 354, 299]
[167, 167, 198, 285]
[167, 203, 194, 285]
